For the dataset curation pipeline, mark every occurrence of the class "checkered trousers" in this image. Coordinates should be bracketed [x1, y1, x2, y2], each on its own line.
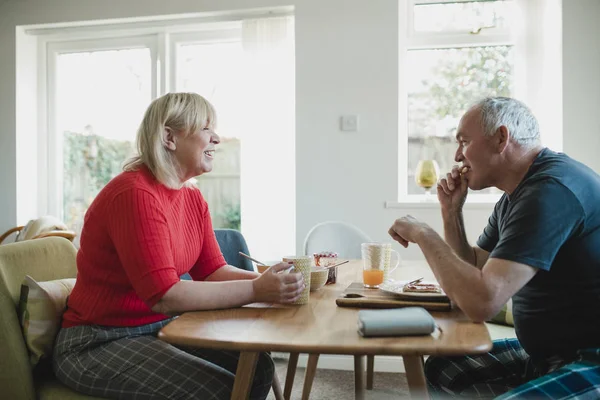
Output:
[425, 338, 600, 399]
[53, 318, 274, 400]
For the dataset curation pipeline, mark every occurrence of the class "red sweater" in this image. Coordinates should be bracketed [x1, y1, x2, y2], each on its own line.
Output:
[62, 166, 226, 328]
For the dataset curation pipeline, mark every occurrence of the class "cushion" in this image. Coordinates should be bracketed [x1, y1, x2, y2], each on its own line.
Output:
[16, 216, 69, 241]
[485, 322, 517, 341]
[488, 298, 514, 326]
[18, 275, 76, 366]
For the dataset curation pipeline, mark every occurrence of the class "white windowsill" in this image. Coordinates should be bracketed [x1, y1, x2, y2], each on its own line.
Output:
[385, 194, 500, 209]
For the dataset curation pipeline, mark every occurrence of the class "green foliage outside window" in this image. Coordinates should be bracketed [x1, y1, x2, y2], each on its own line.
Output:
[63, 131, 133, 230]
[63, 131, 241, 232]
[407, 45, 513, 194]
[218, 203, 241, 231]
[421, 46, 512, 122]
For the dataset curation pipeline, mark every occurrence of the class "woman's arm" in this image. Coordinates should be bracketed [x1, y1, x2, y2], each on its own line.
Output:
[205, 264, 259, 281]
[151, 279, 255, 315]
[152, 263, 305, 315]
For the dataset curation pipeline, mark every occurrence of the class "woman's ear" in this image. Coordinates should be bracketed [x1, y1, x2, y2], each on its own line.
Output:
[163, 127, 177, 151]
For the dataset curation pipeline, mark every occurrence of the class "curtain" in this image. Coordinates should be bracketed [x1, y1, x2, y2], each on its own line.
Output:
[240, 16, 296, 262]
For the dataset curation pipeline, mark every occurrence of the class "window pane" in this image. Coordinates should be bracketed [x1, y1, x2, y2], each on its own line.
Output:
[413, 1, 514, 33]
[406, 45, 513, 195]
[57, 48, 151, 233]
[176, 42, 243, 229]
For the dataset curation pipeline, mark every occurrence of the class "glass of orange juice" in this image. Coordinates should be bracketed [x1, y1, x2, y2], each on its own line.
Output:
[361, 243, 388, 288]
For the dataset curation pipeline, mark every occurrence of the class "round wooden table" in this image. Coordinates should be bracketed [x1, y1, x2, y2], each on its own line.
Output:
[159, 260, 492, 399]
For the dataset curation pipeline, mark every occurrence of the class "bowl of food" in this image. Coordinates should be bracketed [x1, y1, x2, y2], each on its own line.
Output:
[310, 267, 329, 291]
[254, 260, 282, 274]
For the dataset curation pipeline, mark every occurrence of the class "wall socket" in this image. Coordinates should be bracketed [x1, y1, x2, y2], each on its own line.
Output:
[340, 115, 359, 131]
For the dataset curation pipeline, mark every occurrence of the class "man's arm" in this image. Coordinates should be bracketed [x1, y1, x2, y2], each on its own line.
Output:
[442, 209, 489, 268]
[416, 228, 537, 322]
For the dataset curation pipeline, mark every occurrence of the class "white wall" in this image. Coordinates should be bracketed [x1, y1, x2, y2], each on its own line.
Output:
[0, 0, 597, 260]
[563, 0, 600, 173]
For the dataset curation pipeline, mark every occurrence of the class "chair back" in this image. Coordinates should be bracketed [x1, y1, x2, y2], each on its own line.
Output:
[181, 229, 254, 280]
[303, 221, 372, 259]
[214, 229, 255, 272]
[0, 237, 78, 399]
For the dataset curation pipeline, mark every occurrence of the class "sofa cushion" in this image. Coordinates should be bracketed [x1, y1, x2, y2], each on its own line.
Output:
[37, 376, 100, 400]
[488, 298, 514, 326]
[0, 237, 78, 399]
[485, 322, 517, 341]
[18, 275, 75, 366]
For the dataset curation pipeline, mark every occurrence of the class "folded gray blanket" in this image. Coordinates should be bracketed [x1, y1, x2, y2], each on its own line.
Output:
[357, 307, 436, 337]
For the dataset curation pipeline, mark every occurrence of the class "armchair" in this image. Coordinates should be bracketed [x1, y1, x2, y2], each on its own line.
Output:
[0, 237, 100, 399]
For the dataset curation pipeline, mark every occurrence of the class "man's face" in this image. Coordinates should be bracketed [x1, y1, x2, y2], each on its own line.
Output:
[454, 108, 498, 190]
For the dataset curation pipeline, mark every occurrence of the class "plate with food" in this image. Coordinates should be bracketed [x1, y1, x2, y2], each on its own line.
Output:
[379, 279, 448, 301]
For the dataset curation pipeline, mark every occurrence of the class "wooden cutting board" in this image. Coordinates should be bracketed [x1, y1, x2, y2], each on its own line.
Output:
[336, 282, 452, 311]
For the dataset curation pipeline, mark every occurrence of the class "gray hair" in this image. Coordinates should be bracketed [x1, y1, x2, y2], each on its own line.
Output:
[123, 92, 217, 189]
[474, 97, 540, 146]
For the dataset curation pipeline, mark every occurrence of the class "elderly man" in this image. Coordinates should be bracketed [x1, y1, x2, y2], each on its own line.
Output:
[389, 97, 600, 399]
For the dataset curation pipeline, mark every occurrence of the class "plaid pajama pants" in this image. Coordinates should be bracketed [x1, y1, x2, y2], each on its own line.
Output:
[53, 318, 274, 400]
[425, 338, 600, 399]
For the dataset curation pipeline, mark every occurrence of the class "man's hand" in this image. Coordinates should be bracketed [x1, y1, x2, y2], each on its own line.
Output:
[252, 262, 306, 304]
[388, 215, 431, 248]
[437, 165, 469, 214]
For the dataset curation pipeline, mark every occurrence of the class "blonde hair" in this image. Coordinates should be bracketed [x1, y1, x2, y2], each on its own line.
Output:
[123, 92, 217, 189]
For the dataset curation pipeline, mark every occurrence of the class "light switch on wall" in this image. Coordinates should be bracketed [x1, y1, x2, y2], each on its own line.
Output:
[340, 115, 359, 131]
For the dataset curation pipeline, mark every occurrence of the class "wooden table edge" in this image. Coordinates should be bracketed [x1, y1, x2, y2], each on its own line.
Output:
[157, 329, 492, 356]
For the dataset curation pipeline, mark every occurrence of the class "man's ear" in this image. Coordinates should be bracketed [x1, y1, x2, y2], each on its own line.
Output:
[496, 125, 509, 153]
[163, 127, 177, 151]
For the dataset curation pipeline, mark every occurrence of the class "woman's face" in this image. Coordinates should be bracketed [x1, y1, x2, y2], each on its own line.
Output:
[172, 126, 220, 182]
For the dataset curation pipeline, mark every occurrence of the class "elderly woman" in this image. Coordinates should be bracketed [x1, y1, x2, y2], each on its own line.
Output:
[53, 92, 304, 400]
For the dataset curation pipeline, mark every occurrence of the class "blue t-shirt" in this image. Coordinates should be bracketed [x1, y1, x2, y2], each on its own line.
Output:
[477, 148, 600, 362]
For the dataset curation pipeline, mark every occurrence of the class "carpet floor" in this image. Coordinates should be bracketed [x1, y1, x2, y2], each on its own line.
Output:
[266, 358, 411, 400]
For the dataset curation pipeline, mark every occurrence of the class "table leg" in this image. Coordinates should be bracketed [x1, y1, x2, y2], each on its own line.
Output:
[403, 355, 428, 399]
[231, 351, 259, 400]
[272, 370, 284, 400]
[354, 355, 365, 400]
[284, 352, 299, 400]
[301, 354, 320, 400]
[366, 355, 374, 390]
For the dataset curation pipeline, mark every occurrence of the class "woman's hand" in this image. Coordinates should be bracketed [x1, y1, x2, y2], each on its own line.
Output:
[252, 262, 306, 304]
[437, 165, 468, 214]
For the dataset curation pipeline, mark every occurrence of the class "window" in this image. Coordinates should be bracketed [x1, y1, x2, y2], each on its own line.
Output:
[48, 37, 155, 234]
[173, 33, 244, 230]
[401, 0, 519, 199]
[40, 14, 295, 260]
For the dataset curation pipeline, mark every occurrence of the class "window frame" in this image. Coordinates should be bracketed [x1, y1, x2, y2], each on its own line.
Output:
[44, 35, 159, 218]
[168, 24, 242, 92]
[39, 23, 246, 221]
[398, 0, 523, 203]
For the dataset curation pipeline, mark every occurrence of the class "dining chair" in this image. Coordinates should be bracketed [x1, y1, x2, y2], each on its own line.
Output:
[303, 220, 372, 259]
[181, 228, 255, 281]
[214, 229, 255, 272]
[301, 221, 379, 390]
